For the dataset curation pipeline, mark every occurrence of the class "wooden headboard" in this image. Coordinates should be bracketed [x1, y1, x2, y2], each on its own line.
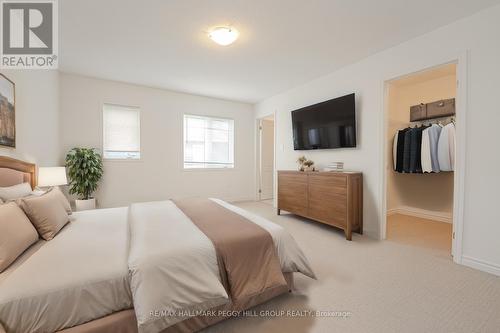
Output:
[0, 156, 37, 189]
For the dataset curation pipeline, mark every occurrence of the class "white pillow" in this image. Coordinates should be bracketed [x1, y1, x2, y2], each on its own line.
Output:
[0, 183, 33, 201]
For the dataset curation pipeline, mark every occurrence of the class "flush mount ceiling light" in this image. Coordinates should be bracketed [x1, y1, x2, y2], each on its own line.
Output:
[208, 27, 239, 46]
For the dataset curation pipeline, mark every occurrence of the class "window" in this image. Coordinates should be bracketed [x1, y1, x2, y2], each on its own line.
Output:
[103, 104, 141, 159]
[184, 114, 234, 169]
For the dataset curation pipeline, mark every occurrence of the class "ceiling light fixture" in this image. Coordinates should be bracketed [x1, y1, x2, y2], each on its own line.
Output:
[208, 27, 239, 46]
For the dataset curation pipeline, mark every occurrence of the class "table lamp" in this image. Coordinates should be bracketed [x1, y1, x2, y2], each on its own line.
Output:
[38, 167, 68, 187]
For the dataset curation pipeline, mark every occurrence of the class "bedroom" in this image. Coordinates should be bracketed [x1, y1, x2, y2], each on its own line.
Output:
[1, 0, 500, 332]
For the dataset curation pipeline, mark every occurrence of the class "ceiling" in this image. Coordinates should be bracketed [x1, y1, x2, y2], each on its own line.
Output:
[59, 0, 500, 103]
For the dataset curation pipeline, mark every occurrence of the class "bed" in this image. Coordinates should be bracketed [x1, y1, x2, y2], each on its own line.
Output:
[0, 156, 315, 333]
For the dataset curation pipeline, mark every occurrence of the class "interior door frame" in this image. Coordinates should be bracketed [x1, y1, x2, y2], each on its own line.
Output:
[255, 113, 276, 201]
[379, 51, 468, 264]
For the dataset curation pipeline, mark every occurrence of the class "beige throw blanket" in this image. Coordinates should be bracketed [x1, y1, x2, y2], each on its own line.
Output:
[173, 198, 289, 308]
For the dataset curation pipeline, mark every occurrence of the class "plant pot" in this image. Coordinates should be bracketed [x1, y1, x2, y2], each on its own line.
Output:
[75, 198, 96, 211]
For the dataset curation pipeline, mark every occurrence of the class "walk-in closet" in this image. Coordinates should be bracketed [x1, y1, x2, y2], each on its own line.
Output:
[386, 64, 456, 254]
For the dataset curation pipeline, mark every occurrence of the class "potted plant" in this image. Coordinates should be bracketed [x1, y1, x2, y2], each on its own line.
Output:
[65, 148, 103, 211]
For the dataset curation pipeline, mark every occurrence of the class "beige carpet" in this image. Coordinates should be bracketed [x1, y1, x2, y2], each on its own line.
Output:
[203, 201, 500, 333]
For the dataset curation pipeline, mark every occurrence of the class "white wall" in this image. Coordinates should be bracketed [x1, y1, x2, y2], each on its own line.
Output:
[0, 70, 60, 166]
[256, 5, 500, 273]
[60, 73, 255, 208]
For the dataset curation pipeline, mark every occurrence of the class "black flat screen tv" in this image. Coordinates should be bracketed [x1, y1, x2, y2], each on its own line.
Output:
[292, 93, 356, 150]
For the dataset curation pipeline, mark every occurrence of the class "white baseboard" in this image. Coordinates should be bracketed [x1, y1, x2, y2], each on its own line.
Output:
[461, 256, 500, 277]
[387, 206, 452, 223]
[225, 196, 257, 204]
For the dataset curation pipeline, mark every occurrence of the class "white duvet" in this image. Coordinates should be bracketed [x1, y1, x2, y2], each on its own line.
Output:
[128, 199, 315, 333]
[0, 208, 132, 333]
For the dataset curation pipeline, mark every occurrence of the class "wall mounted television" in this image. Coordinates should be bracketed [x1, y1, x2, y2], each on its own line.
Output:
[291, 93, 356, 150]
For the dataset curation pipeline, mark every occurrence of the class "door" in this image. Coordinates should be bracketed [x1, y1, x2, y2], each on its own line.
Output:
[260, 118, 274, 200]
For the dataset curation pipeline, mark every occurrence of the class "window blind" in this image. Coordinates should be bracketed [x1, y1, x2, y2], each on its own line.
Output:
[103, 104, 141, 159]
[184, 114, 234, 168]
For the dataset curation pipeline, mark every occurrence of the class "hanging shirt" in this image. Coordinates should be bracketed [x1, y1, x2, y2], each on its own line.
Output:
[421, 127, 432, 173]
[409, 126, 428, 173]
[392, 128, 409, 172]
[402, 129, 412, 173]
[396, 128, 410, 172]
[437, 122, 456, 171]
[427, 124, 443, 172]
[409, 128, 419, 172]
[393, 132, 398, 170]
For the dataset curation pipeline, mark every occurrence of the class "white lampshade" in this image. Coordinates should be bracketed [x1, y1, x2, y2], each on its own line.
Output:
[38, 167, 68, 187]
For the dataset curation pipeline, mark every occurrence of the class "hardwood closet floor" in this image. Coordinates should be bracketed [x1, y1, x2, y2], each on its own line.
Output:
[387, 214, 452, 252]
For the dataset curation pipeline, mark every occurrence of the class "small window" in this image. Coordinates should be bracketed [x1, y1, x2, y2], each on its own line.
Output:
[184, 114, 234, 169]
[103, 104, 140, 159]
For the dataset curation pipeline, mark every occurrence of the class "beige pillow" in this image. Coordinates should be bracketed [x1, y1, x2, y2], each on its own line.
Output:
[0, 202, 39, 272]
[0, 198, 3, 204]
[48, 187, 72, 215]
[20, 189, 70, 241]
[16, 187, 72, 214]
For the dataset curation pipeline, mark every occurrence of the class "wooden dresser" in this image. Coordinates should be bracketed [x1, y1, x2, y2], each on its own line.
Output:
[277, 171, 363, 240]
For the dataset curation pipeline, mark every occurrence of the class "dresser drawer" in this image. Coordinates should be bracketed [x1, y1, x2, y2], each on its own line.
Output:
[308, 186, 347, 226]
[278, 172, 308, 216]
[308, 173, 347, 194]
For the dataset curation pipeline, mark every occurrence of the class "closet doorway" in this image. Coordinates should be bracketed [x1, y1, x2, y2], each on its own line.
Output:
[384, 63, 459, 256]
[257, 114, 275, 202]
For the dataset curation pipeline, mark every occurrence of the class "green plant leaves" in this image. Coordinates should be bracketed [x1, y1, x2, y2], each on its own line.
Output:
[65, 148, 103, 200]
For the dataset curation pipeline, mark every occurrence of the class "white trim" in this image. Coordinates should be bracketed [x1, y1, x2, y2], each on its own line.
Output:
[387, 206, 452, 223]
[258, 118, 263, 200]
[379, 80, 389, 240]
[273, 110, 277, 208]
[380, 52, 468, 266]
[461, 256, 500, 277]
[451, 51, 468, 264]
